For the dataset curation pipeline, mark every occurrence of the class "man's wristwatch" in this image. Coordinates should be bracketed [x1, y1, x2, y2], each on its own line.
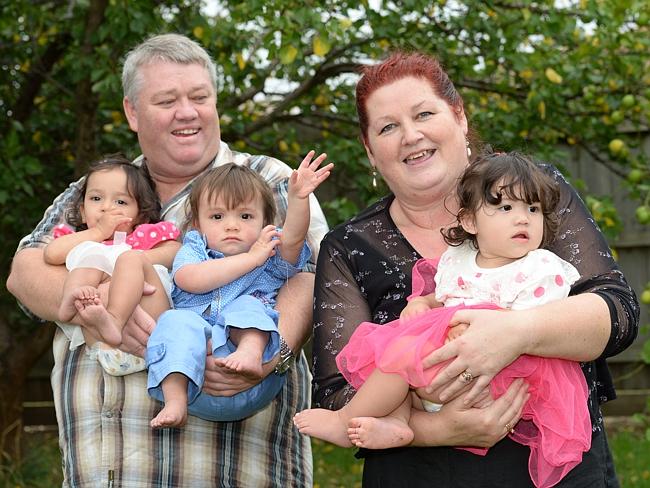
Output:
[274, 336, 295, 375]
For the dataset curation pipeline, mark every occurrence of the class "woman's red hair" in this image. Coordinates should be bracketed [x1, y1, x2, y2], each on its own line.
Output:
[356, 51, 465, 144]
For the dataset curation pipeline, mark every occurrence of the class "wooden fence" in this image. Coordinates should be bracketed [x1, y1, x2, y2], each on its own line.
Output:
[562, 141, 650, 416]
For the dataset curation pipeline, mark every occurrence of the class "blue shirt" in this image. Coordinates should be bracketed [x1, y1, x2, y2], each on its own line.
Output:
[171, 229, 310, 325]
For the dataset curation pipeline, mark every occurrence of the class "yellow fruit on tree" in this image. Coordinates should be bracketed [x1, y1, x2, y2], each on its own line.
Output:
[608, 139, 625, 155]
[636, 205, 650, 225]
[627, 169, 645, 184]
[641, 289, 650, 305]
[545, 67, 563, 84]
[621, 94, 636, 109]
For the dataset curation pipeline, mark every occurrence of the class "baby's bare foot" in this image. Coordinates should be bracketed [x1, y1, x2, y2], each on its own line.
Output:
[75, 300, 122, 347]
[59, 285, 99, 322]
[347, 416, 414, 449]
[222, 350, 263, 379]
[151, 399, 187, 429]
[293, 408, 353, 447]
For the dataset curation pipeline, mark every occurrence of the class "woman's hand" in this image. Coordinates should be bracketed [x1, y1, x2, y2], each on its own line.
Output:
[202, 346, 279, 396]
[441, 378, 529, 448]
[422, 308, 527, 404]
[413, 378, 529, 448]
[415, 381, 492, 409]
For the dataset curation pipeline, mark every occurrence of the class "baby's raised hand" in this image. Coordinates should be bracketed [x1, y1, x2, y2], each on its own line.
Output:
[289, 150, 334, 199]
[95, 210, 133, 240]
[248, 224, 281, 265]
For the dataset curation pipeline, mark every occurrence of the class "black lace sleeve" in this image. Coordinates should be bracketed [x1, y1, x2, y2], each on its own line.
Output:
[311, 198, 419, 410]
[545, 165, 640, 357]
[311, 231, 372, 409]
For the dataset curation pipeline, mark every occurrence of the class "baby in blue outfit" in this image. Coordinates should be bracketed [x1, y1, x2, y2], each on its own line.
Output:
[147, 152, 332, 428]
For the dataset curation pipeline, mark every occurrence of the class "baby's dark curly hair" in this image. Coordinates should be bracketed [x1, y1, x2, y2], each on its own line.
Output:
[442, 152, 560, 249]
[65, 154, 161, 231]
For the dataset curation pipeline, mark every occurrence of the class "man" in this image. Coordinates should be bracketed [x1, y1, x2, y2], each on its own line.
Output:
[7, 33, 327, 487]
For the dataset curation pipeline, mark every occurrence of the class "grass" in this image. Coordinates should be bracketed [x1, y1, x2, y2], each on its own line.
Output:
[2, 427, 649, 487]
[312, 439, 363, 488]
[611, 430, 650, 487]
[0, 431, 62, 488]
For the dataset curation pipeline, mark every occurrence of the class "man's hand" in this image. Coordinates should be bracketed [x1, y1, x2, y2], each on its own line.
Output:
[119, 305, 156, 357]
[97, 280, 157, 357]
[202, 349, 279, 396]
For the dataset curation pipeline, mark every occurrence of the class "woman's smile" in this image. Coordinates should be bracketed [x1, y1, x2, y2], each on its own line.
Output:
[403, 149, 436, 165]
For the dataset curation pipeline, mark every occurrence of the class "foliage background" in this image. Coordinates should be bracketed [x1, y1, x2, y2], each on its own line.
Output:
[1, 0, 649, 464]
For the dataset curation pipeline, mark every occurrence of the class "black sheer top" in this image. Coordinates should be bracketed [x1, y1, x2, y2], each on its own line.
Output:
[311, 165, 639, 486]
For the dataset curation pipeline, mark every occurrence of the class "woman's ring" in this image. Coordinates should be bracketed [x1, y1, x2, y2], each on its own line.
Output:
[505, 422, 515, 434]
[460, 370, 474, 383]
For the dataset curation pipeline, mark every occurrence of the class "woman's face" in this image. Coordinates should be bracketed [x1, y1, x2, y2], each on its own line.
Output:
[363, 76, 469, 203]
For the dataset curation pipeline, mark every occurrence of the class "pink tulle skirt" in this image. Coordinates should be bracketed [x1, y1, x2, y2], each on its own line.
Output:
[336, 304, 591, 488]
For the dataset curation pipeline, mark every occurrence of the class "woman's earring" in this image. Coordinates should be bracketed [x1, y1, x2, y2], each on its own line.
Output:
[466, 140, 472, 158]
[372, 168, 378, 189]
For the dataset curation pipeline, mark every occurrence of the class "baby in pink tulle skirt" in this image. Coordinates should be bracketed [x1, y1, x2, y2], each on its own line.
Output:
[294, 153, 591, 488]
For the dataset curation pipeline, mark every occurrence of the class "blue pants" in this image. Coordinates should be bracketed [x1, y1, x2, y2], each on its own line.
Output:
[146, 299, 284, 422]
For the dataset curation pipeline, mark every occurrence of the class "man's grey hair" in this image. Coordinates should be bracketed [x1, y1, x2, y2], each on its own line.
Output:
[122, 33, 218, 106]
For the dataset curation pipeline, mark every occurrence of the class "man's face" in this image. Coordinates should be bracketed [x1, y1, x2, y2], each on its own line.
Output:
[123, 61, 221, 179]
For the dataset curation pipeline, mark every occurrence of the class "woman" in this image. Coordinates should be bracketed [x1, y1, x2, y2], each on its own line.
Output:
[311, 51, 638, 487]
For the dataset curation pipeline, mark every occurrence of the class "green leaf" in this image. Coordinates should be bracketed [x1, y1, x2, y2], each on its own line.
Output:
[313, 34, 331, 57]
[279, 44, 298, 64]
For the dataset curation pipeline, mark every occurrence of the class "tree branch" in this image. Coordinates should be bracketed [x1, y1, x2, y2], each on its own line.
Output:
[488, 0, 589, 19]
[575, 141, 628, 179]
[456, 78, 529, 100]
[241, 62, 360, 136]
[72, 0, 109, 175]
[273, 111, 358, 127]
[11, 32, 72, 124]
[221, 58, 282, 110]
